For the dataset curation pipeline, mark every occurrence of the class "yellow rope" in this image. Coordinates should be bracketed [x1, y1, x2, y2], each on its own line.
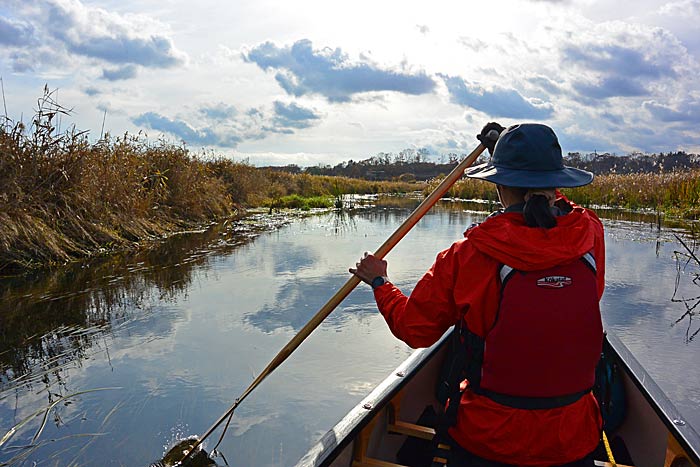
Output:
[602, 430, 617, 467]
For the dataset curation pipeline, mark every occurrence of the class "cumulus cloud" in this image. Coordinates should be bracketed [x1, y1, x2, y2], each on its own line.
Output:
[572, 76, 648, 99]
[8, 47, 65, 72]
[101, 65, 137, 81]
[643, 99, 700, 123]
[563, 43, 675, 79]
[200, 103, 238, 121]
[600, 112, 625, 126]
[525, 18, 700, 153]
[528, 76, 564, 96]
[0, 16, 35, 46]
[558, 129, 615, 153]
[272, 101, 320, 129]
[133, 112, 242, 147]
[457, 37, 488, 52]
[560, 37, 681, 101]
[133, 100, 322, 147]
[659, 0, 700, 16]
[243, 39, 436, 102]
[1, 0, 186, 74]
[83, 86, 100, 96]
[440, 74, 554, 119]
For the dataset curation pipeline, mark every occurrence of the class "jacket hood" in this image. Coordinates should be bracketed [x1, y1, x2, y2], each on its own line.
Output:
[466, 207, 600, 271]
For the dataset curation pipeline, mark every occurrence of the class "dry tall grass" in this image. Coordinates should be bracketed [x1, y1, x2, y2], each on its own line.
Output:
[0, 89, 233, 271]
[209, 158, 418, 207]
[423, 176, 499, 202]
[427, 170, 700, 217]
[0, 90, 420, 271]
[9, 90, 697, 271]
[562, 171, 700, 216]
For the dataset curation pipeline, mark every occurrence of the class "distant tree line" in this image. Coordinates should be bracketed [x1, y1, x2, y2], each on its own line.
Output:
[267, 147, 477, 181]
[264, 149, 700, 181]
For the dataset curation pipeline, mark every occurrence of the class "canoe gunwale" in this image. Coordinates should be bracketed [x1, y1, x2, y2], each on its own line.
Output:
[605, 333, 700, 464]
[294, 329, 452, 467]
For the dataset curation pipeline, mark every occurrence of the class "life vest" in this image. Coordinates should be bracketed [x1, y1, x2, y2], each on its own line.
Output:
[450, 252, 603, 412]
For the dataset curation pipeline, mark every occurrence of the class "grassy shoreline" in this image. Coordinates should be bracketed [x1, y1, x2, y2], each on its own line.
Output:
[425, 171, 700, 219]
[2, 95, 698, 272]
[0, 107, 417, 272]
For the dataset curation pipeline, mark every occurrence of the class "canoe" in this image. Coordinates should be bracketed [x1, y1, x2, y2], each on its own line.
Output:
[295, 331, 700, 467]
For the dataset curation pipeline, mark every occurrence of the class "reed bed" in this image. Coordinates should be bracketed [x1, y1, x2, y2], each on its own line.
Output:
[426, 170, 700, 217]
[0, 91, 419, 271]
[208, 159, 419, 208]
[6, 90, 699, 271]
[0, 112, 234, 271]
[0, 89, 233, 271]
[562, 171, 700, 217]
[422, 176, 499, 202]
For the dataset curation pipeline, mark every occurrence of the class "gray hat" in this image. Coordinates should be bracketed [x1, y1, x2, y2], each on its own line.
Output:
[465, 123, 593, 188]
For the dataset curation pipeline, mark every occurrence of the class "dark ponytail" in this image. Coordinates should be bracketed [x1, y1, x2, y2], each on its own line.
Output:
[523, 194, 556, 229]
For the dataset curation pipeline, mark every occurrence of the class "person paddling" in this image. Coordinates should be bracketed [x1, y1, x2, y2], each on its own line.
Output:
[351, 123, 605, 466]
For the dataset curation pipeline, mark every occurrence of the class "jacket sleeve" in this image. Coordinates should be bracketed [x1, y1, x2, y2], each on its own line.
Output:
[373, 246, 462, 348]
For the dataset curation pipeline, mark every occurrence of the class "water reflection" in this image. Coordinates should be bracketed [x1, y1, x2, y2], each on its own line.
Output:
[0, 214, 297, 466]
[329, 208, 358, 236]
[0, 201, 699, 466]
[245, 275, 370, 334]
[0, 215, 294, 385]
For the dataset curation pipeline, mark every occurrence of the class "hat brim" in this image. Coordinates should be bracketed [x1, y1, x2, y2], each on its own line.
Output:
[465, 163, 593, 188]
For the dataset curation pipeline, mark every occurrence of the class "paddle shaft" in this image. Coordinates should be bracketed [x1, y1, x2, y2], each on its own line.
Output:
[187, 143, 487, 458]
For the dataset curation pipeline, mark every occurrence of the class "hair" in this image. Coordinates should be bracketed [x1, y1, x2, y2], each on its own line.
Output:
[524, 194, 556, 229]
[512, 187, 557, 229]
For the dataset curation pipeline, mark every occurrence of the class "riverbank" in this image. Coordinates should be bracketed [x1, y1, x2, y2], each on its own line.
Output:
[4, 93, 699, 272]
[0, 106, 417, 273]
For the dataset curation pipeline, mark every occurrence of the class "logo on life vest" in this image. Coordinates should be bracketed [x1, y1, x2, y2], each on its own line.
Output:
[536, 276, 573, 288]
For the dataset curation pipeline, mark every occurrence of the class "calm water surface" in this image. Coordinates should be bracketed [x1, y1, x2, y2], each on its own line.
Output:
[0, 202, 698, 466]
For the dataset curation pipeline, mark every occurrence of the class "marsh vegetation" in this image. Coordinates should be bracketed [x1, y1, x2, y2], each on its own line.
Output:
[3, 89, 699, 271]
[0, 89, 416, 271]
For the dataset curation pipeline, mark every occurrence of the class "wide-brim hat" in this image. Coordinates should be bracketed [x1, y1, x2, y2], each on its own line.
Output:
[465, 123, 593, 188]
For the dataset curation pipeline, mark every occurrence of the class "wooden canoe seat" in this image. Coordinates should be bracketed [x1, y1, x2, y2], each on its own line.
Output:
[352, 390, 448, 467]
[386, 419, 436, 441]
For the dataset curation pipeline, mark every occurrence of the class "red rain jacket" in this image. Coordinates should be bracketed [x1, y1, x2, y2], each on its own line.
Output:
[374, 197, 605, 465]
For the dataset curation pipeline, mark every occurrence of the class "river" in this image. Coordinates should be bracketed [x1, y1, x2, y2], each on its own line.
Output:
[0, 200, 698, 466]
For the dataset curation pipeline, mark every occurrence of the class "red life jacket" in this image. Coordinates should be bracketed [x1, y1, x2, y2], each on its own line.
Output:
[458, 252, 603, 410]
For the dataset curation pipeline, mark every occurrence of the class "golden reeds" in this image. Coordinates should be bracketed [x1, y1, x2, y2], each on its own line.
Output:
[0, 91, 419, 271]
[427, 170, 700, 218]
[563, 171, 700, 217]
[0, 88, 236, 271]
[6, 90, 698, 271]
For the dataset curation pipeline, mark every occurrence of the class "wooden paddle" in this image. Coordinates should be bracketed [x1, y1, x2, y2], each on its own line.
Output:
[178, 142, 488, 465]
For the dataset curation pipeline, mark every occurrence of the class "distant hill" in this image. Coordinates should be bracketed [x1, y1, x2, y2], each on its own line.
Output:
[262, 150, 700, 181]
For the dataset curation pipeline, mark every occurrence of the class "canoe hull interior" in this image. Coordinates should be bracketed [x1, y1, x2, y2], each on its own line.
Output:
[295, 332, 699, 467]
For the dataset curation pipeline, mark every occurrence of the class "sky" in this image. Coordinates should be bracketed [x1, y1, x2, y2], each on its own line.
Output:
[1, 0, 699, 166]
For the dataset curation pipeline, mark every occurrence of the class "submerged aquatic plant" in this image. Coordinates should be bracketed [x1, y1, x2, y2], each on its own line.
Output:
[0, 387, 121, 466]
[672, 233, 700, 343]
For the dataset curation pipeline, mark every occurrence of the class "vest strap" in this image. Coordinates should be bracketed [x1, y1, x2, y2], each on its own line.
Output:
[474, 388, 590, 409]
